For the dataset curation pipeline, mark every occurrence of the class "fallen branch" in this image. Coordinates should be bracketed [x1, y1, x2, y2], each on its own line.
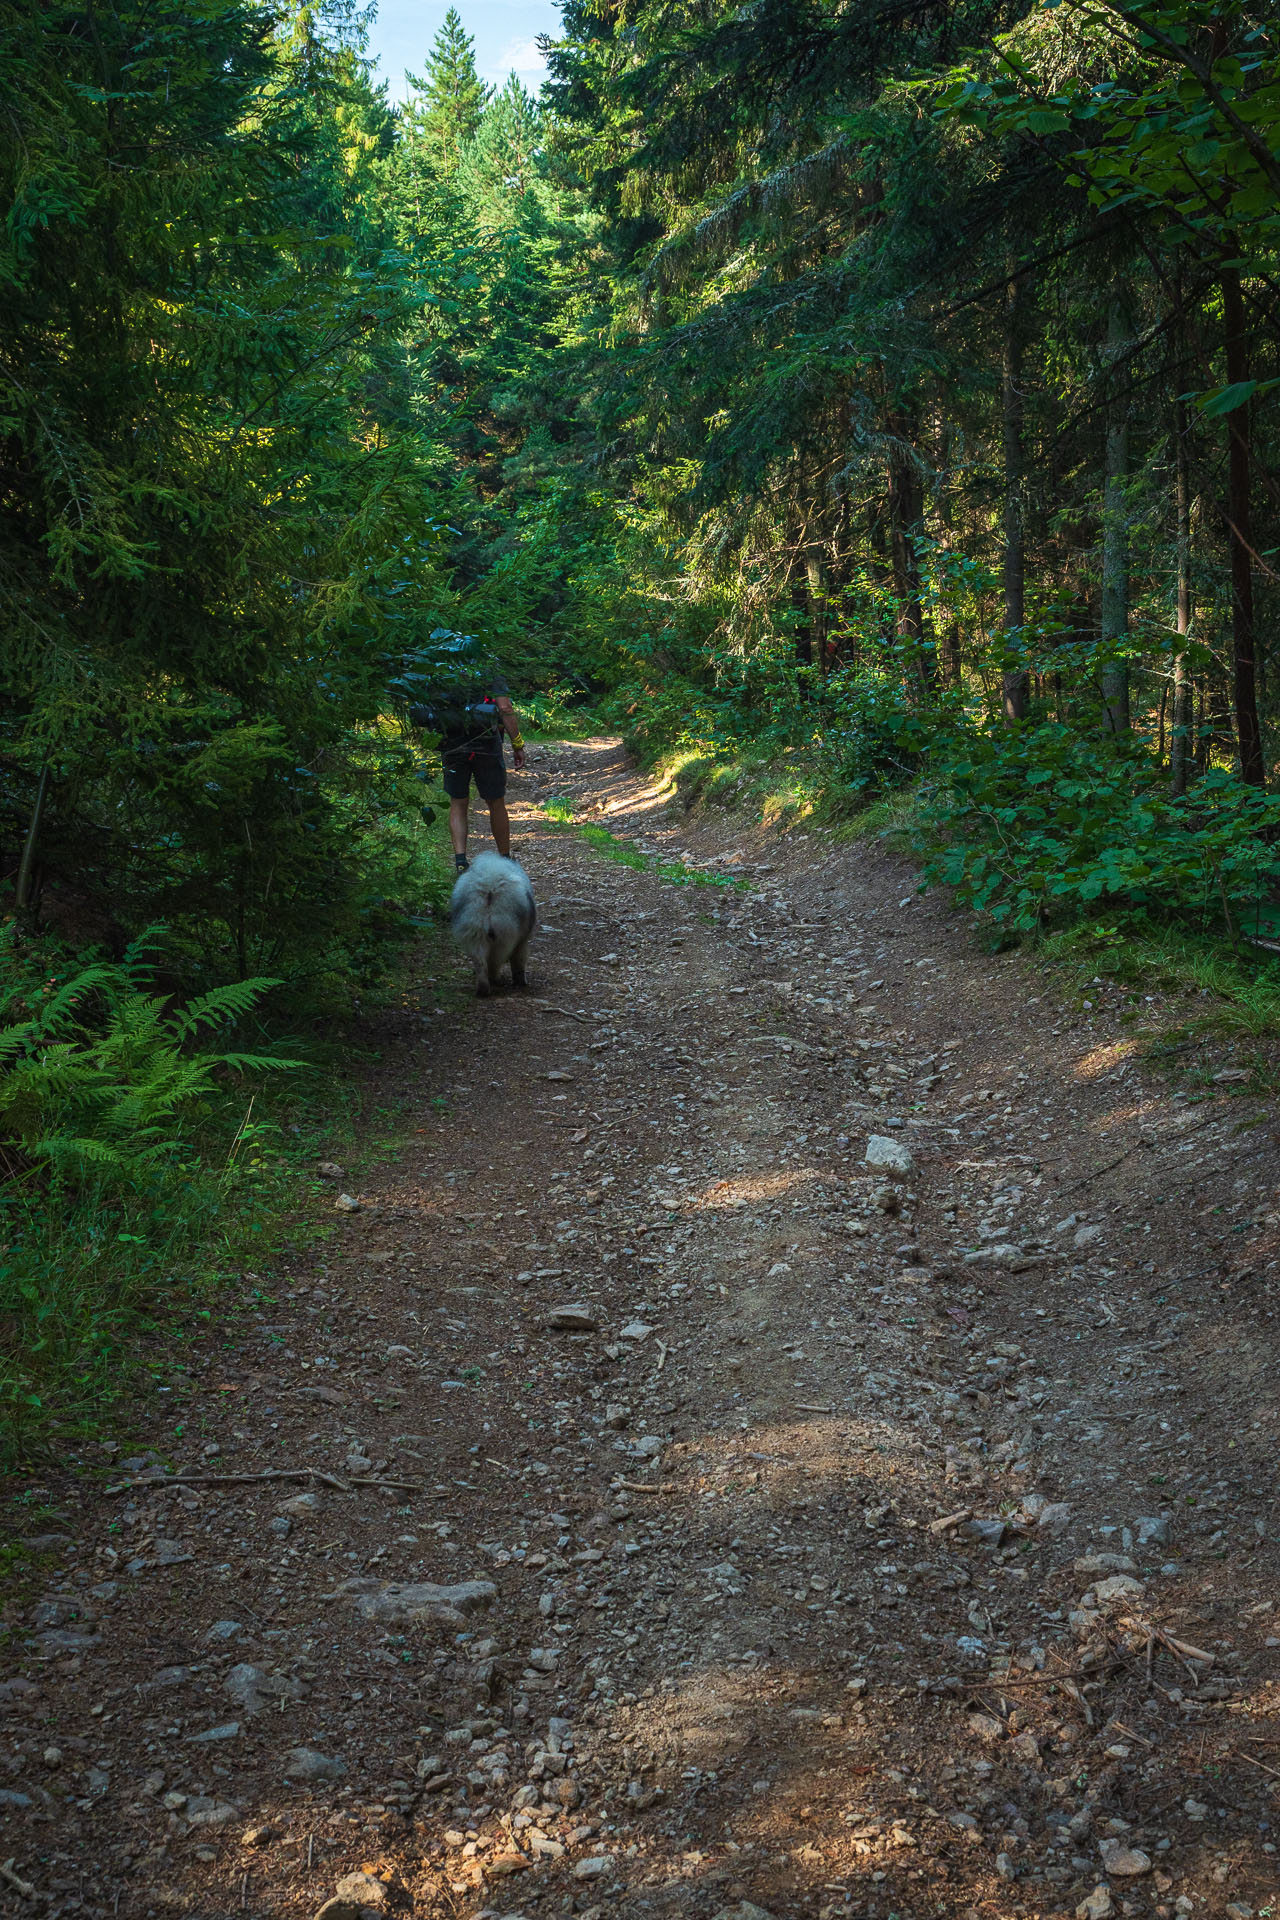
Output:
[105, 1468, 426, 1496]
[613, 1479, 674, 1495]
[530, 1001, 591, 1022]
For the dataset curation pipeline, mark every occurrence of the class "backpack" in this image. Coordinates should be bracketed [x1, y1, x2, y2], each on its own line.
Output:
[407, 685, 500, 752]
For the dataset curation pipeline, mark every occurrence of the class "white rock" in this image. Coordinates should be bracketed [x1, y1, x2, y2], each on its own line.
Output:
[1077, 1887, 1114, 1920]
[572, 1855, 614, 1879]
[546, 1305, 598, 1332]
[619, 1320, 655, 1343]
[865, 1135, 914, 1174]
[1073, 1224, 1104, 1248]
[1092, 1574, 1144, 1606]
[334, 1193, 361, 1213]
[337, 1577, 496, 1624]
[333, 1871, 388, 1909]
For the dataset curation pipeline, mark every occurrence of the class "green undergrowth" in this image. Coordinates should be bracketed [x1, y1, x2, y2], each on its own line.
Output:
[602, 717, 1280, 1043]
[537, 796, 751, 889]
[0, 818, 460, 1466]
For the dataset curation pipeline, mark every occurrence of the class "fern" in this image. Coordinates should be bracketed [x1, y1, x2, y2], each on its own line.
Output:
[170, 977, 284, 1042]
[0, 932, 298, 1188]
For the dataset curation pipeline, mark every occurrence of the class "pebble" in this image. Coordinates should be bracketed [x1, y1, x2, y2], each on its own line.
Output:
[1077, 1888, 1114, 1920]
[282, 1747, 347, 1782]
[573, 1856, 614, 1880]
[334, 1193, 361, 1212]
[186, 1797, 238, 1829]
[205, 1619, 244, 1641]
[619, 1320, 655, 1342]
[187, 1721, 241, 1743]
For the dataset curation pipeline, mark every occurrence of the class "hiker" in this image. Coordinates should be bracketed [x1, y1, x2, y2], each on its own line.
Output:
[410, 664, 525, 874]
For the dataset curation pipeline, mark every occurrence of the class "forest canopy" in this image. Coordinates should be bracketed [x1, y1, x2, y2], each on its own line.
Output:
[3, 0, 1280, 976]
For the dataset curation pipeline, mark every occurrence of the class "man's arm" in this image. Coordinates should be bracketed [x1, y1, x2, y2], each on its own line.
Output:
[495, 696, 526, 770]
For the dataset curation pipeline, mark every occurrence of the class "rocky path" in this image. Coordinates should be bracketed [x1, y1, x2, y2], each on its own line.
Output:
[4, 737, 1280, 1920]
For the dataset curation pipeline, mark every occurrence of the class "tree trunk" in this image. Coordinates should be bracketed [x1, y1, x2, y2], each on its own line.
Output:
[791, 569, 812, 671]
[1170, 393, 1193, 796]
[1222, 268, 1264, 786]
[886, 418, 932, 692]
[805, 547, 827, 675]
[1100, 301, 1131, 736]
[1001, 275, 1029, 721]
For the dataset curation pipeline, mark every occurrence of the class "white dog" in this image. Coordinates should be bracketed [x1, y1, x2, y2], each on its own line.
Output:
[450, 852, 536, 996]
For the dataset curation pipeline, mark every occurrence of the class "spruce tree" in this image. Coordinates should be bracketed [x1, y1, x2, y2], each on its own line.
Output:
[405, 7, 491, 177]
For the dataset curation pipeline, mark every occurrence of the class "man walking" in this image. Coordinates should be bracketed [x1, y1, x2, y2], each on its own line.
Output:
[437, 664, 527, 873]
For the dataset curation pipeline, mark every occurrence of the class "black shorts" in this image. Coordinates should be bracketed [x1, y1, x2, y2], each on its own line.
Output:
[442, 748, 507, 802]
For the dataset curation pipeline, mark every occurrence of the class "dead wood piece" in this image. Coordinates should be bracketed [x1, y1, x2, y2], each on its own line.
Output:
[613, 1479, 674, 1495]
[0, 1858, 35, 1900]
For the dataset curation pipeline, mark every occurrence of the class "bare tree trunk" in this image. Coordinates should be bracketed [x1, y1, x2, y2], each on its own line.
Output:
[1001, 275, 1029, 721]
[1222, 268, 1264, 786]
[791, 568, 813, 670]
[1170, 393, 1194, 795]
[1100, 301, 1131, 736]
[15, 761, 50, 924]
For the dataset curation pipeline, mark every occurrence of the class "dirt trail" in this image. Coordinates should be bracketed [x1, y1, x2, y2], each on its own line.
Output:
[5, 737, 1280, 1920]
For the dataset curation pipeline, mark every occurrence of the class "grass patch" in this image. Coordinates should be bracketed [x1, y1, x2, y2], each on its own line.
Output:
[1036, 918, 1280, 1042]
[537, 797, 751, 889]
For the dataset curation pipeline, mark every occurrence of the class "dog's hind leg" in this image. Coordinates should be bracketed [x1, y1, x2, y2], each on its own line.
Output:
[510, 937, 530, 989]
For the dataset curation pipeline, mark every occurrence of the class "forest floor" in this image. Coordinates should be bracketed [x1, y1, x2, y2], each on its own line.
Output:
[5, 736, 1280, 1920]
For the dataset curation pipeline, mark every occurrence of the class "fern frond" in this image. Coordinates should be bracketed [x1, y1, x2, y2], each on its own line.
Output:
[170, 977, 282, 1040]
[209, 1051, 302, 1075]
[34, 1134, 130, 1169]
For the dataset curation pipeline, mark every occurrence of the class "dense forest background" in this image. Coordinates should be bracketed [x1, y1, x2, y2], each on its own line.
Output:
[3, 0, 1280, 1432]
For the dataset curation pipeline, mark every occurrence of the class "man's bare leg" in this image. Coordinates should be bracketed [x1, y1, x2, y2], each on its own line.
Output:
[449, 796, 470, 863]
[488, 796, 511, 857]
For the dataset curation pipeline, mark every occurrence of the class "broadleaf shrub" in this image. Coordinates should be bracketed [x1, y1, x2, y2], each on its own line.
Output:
[920, 726, 1280, 935]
